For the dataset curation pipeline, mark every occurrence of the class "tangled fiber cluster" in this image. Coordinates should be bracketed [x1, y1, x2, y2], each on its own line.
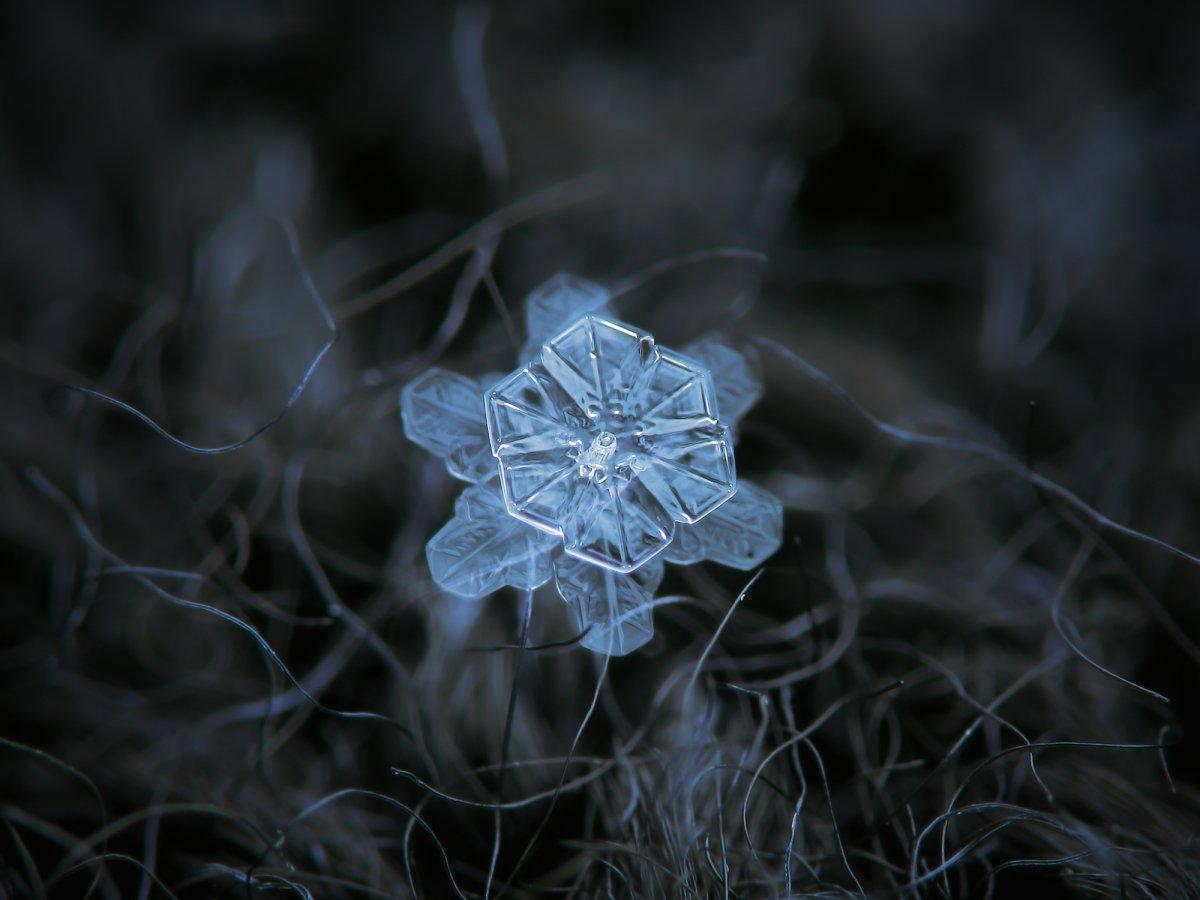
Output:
[3, 1, 1200, 897]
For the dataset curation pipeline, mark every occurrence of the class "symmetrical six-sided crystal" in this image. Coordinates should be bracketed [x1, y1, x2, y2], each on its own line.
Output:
[487, 314, 737, 573]
[402, 273, 784, 655]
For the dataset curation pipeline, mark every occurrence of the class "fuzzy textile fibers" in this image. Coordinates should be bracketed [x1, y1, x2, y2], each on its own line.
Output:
[2, 1, 1200, 897]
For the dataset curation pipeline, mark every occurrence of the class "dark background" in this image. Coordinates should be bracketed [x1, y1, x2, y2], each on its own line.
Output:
[3, 1, 1200, 896]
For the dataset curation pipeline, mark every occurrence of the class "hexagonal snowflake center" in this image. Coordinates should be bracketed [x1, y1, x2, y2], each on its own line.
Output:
[573, 428, 643, 482]
[486, 313, 737, 573]
[584, 429, 616, 460]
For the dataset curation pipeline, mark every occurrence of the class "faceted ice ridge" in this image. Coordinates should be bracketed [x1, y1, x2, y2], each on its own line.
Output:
[400, 273, 784, 655]
[683, 334, 763, 429]
[520, 273, 613, 362]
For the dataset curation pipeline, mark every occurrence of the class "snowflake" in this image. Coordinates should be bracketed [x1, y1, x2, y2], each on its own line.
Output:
[402, 274, 783, 655]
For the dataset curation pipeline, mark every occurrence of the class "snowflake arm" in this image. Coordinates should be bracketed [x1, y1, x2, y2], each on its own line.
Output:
[426, 479, 558, 599]
[663, 479, 783, 570]
[682, 334, 763, 429]
[520, 273, 613, 362]
[554, 554, 663, 656]
[401, 368, 495, 482]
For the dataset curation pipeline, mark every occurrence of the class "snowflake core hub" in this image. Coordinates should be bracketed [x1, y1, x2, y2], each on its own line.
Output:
[486, 314, 737, 574]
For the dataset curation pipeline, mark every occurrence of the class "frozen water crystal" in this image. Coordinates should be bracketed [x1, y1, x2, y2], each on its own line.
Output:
[554, 554, 663, 656]
[401, 368, 496, 482]
[664, 479, 783, 570]
[402, 274, 781, 656]
[426, 478, 558, 599]
[520, 274, 613, 362]
[683, 335, 763, 428]
[487, 313, 737, 574]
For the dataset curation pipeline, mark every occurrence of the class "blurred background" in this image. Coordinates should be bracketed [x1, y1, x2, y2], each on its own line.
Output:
[3, 1, 1200, 896]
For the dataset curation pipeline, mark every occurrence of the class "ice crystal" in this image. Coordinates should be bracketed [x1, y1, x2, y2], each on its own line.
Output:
[401, 273, 784, 655]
